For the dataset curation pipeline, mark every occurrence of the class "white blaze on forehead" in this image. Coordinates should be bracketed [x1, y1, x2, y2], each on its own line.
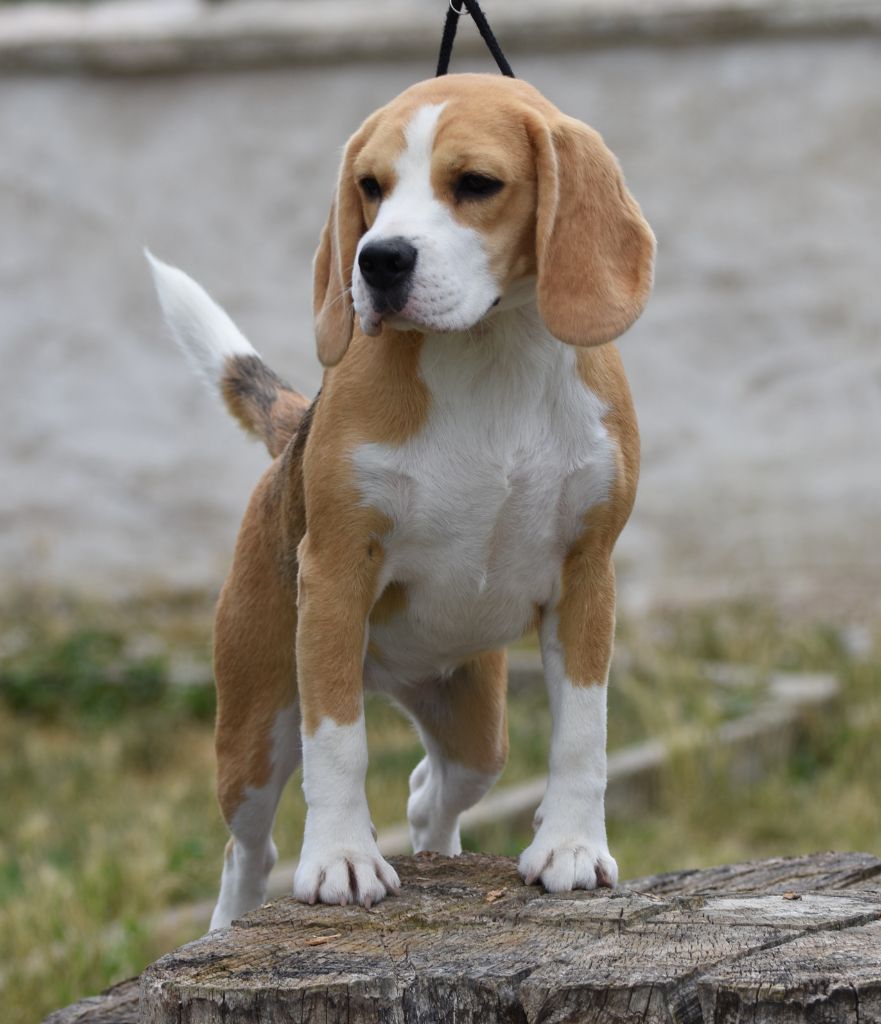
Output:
[394, 102, 446, 198]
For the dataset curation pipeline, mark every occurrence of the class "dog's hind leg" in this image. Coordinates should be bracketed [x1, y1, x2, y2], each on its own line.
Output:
[212, 701, 299, 931]
[391, 651, 509, 856]
[209, 463, 302, 931]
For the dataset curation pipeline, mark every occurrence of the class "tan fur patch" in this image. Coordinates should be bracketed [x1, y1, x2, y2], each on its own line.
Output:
[426, 98, 538, 290]
[214, 455, 304, 822]
[394, 650, 509, 776]
[221, 357, 309, 459]
[528, 112, 655, 348]
[553, 345, 640, 686]
[297, 330, 430, 735]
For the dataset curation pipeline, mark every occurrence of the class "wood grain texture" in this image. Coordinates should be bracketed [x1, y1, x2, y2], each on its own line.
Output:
[41, 977, 140, 1024]
[45, 852, 881, 1024]
[699, 918, 881, 1023]
[139, 852, 881, 1024]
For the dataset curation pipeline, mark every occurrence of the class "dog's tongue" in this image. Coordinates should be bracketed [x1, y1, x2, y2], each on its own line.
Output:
[360, 311, 383, 337]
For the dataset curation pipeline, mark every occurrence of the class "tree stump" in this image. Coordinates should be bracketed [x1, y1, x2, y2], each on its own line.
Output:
[46, 851, 881, 1024]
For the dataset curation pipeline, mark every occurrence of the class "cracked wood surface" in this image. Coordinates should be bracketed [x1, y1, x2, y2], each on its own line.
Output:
[45, 852, 881, 1024]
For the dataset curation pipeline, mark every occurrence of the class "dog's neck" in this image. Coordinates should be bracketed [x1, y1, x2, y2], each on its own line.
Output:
[412, 298, 580, 411]
[363, 278, 564, 391]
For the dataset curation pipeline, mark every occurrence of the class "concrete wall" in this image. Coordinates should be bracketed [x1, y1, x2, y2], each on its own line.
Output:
[2, 35, 879, 616]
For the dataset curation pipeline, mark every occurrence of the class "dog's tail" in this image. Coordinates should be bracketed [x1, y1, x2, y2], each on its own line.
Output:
[146, 251, 309, 458]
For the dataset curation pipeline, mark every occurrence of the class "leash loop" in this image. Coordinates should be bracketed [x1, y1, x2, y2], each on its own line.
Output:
[436, 0, 515, 79]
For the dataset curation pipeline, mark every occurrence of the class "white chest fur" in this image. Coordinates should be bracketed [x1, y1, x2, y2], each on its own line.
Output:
[354, 310, 616, 684]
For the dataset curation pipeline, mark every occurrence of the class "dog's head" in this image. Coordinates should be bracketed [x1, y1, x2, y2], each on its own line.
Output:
[313, 74, 655, 366]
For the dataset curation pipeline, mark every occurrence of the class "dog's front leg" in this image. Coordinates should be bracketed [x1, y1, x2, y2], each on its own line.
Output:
[518, 562, 619, 892]
[293, 533, 400, 907]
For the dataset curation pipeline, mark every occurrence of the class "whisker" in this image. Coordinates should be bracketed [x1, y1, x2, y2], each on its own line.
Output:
[322, 286, 354, 313]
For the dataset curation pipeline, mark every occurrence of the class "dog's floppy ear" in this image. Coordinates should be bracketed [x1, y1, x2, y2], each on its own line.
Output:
[313, 127, 371, 367]
[529, 112, 655, 347]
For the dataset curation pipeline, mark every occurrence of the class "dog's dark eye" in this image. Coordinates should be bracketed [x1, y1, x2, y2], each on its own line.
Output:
[455, 173, 504, 201]
[359, 176, 382, 201]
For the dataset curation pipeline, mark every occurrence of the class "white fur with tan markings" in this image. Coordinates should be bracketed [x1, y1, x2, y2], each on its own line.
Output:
[150, 82, 647, 918]
[358, 306, 616, 684]
[351, 306, 617, 877]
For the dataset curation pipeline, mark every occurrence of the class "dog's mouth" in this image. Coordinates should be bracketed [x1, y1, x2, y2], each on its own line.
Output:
[359, 308, 384, 337]
[358, 288, 410, 337]
[359, 296, 502, 337]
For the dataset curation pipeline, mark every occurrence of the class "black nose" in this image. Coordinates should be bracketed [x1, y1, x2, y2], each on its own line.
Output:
[358, 238, 417, 292]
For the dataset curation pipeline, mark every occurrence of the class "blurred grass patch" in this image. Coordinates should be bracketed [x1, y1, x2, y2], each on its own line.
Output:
[0, 594, 878, 1023]
[1, 626, 192, 721]
[0, 590, 217, 722]
[468, 603, 881, 879]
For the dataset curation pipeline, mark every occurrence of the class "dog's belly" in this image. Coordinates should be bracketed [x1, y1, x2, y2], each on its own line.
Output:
[354, 330, 616, 684]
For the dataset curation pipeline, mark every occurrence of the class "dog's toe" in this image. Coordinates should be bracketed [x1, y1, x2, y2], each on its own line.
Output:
[294, 846, 399, 908]
[518, 835, 617, 893]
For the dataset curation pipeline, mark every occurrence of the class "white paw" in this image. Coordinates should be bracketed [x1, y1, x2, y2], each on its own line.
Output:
[518, 833, 618, 893]
[407, 756, 461, 855]
[293, 840, 400, 908]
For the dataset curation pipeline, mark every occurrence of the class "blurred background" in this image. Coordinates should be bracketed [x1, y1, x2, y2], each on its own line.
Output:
[1, 1, 879, 1020]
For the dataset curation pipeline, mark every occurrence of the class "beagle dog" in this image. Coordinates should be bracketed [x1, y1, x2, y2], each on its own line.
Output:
[148, 73, 654, 929]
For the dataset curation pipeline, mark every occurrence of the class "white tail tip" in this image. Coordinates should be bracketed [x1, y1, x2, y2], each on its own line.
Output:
[145, 249, 258, 390]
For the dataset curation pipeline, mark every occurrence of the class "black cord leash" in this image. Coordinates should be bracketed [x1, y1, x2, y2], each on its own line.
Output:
[436, 0, 515, 78]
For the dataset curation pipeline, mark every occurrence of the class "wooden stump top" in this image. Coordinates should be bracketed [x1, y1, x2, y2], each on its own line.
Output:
[48, 851, 881, 1024]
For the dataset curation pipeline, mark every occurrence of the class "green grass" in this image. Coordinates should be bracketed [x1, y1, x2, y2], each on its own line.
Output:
[0, 595, 879, 1023]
